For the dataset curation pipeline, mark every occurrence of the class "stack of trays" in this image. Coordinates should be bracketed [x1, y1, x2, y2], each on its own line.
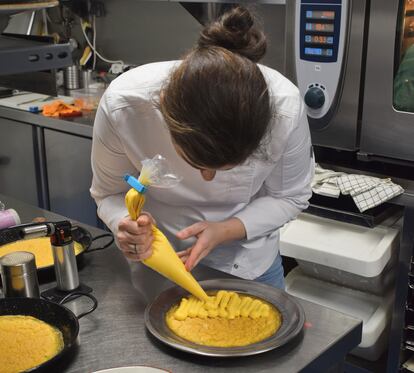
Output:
[280, 213, 400, 361]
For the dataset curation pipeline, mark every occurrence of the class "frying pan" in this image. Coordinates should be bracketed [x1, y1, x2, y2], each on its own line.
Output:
[0, 226, 113, 282]
[145, 279, 305, 357]
[0, 292, 98, 372]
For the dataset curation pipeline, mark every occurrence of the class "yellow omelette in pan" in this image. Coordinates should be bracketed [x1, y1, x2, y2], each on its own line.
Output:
[0, 238, 85, 270]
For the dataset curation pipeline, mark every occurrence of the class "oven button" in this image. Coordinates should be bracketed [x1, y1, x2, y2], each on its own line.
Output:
[304, 87, 325, 109]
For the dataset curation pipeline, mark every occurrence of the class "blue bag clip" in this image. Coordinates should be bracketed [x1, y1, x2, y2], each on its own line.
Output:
[124, 174, 148, 194]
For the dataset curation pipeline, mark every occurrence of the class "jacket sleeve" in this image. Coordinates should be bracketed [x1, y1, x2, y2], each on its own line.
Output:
[90, 92, 137, 235]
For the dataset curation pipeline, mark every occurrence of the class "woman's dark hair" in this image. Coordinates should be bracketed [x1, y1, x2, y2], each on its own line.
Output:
[159, 6, 272, 169]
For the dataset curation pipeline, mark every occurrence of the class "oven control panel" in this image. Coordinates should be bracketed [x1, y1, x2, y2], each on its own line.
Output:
[300, 2, 341, 63]
[295, 0, 348, 122]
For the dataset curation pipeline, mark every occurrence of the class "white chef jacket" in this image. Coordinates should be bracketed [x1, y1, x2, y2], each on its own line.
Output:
[90, 60, 314, 280]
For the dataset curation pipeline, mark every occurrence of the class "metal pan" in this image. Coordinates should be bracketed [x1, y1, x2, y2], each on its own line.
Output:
[0, 292, 97, 372]
[0, 226, 113, 281]
[145, 279, 305, 357]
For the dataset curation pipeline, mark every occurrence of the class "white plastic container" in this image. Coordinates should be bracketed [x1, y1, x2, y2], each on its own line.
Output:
[285, 268, 393, 361]
[0, 208, 20, 229]
[280, 213, 400, 294]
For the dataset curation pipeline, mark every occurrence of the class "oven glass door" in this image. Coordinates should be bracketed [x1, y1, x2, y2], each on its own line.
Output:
[394, 0, 414, 113]
[360, 0, 414, 163]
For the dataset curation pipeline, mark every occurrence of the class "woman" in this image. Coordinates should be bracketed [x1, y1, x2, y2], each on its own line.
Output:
[90, 7, 314, 289]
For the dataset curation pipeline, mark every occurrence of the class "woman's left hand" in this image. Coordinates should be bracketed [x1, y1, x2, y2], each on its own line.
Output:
[176, 218, 246, 271]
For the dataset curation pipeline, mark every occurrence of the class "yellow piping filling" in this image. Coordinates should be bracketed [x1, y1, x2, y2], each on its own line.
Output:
[166, 291, 282, 347]
[125, 173, 209, 302]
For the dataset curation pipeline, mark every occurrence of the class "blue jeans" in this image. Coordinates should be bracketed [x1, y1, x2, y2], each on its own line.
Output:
[255, 253, 285, 290]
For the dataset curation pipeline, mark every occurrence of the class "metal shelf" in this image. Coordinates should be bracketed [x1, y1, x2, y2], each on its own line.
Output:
[387, 207, 414, 372]
[0, 34, 72, 75]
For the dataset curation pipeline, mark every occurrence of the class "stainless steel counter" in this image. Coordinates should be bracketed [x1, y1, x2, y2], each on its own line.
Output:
[0, 105, 94, 138]
[0, 194, 362, 373]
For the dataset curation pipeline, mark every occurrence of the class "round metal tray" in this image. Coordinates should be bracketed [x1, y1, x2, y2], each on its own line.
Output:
[144, 279, 305, 357]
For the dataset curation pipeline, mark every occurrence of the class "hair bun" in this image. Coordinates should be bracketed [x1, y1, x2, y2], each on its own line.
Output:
[198, 7, 267, 62]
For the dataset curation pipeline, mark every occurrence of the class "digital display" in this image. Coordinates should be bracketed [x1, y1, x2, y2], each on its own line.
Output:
[306, 10, 335, 20]
[302, 0, 341, 4]
[305, 47, 333, 57]
[300, 3, 341, 62]
[306, 23, 334, 32]
[305, 35, 334, 44]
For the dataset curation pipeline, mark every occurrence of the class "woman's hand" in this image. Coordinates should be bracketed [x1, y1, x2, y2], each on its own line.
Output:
[176, 218, 246, 271]
[117, 212, 155, 262]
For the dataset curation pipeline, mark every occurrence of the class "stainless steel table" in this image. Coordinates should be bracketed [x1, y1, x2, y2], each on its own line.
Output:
[0, 105, 94, 138]
[0, 194, 362, 373]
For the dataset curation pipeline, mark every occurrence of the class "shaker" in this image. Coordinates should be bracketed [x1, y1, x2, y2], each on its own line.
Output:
[0, 251, 40, 298]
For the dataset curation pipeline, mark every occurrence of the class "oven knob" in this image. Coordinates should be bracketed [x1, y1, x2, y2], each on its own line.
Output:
[304, 87, 325, 109]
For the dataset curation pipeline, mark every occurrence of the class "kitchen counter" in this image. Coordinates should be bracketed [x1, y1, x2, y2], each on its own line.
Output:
[0, 106, 98, 224]
[0, 104, 94, 138]
[0, 194, 362, 373]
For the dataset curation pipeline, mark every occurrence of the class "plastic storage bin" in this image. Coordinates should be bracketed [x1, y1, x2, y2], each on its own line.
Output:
[295, 257, 396, 295]
[280, 213, 400, 294]
[70, 85, 105, 111]
[286, 267, 393, 361]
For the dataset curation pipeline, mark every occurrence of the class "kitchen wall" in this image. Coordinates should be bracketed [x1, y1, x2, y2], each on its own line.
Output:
[256, 4, 286, 73]
[49, 1, 286, 73]
[90, 1, 202, 67]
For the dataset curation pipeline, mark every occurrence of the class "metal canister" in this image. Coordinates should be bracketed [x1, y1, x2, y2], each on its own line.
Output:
[0, 251, 40, 298]
[64, 65, 84, 90]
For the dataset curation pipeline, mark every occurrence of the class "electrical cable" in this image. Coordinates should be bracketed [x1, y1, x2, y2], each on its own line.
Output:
[92, 15, 97, 70]
[46, 12, 53, 23]
[42, 9, 48, 35]
[80, 18, 124, 66]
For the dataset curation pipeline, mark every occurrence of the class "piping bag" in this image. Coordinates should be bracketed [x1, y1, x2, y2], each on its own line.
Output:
[124, 155, 210, 302]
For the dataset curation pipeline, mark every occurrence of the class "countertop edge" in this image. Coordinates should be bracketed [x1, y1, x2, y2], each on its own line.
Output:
[0, 105, 94, 138]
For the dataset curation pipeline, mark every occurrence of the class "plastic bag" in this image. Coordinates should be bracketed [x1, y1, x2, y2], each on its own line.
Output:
[124, 154, 181, 219]
[123, 155, 208, 301]
[139, 154, 182, 188]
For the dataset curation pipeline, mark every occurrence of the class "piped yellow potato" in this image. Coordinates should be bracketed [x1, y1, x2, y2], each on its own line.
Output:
[125, 172, 209, 302]
[172, 291, 270, 321]
[165, 291, 281, 347]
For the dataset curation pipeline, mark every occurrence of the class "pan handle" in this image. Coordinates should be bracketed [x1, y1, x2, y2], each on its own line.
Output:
[59, 292, 98, 319]
[85, 233, 114, 253]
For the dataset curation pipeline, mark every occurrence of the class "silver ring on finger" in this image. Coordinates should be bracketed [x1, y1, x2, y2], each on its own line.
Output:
[129, 243, 137, 254]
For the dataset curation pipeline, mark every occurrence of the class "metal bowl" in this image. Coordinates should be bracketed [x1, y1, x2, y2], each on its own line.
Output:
[144, 279, 305, 357]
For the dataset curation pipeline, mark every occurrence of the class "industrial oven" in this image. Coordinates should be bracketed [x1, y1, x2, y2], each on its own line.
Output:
[285, 0, 414, 165]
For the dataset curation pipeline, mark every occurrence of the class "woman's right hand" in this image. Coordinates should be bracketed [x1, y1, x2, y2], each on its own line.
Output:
[117, 213, 155, 262]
